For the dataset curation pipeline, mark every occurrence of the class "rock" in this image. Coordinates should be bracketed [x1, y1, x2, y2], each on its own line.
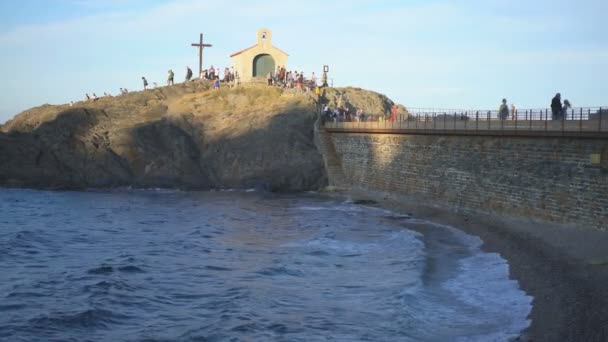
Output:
[0, 81, 404, 191]
[353, 199, 379, 205]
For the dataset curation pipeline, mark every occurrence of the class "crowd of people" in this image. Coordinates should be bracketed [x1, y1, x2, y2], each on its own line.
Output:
[323, 105, 366, 122]
[323, 93, 576, 124]
[79, 58, 339, 104]
[81, 64, 239, 102]
[323, 104, 399, 123]
[266, 66, 329, 92]
[198, 65, 239, 84]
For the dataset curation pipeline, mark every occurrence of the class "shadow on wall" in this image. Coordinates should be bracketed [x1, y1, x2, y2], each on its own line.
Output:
[197, 106, 327, 191]
[331, 132, 608, 229]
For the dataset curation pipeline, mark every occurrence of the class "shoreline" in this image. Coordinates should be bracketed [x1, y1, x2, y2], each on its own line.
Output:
[343, 188, 608, 342]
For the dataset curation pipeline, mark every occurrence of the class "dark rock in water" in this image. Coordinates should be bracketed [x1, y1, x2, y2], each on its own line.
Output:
[353, 199, 379, 206]
[383, 214, 413, 221]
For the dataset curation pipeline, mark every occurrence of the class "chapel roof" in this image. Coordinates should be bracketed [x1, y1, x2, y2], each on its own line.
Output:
[230, 44, 289, 58]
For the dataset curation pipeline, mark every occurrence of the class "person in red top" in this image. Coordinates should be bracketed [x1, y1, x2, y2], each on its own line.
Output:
[391, 104, 397, 122]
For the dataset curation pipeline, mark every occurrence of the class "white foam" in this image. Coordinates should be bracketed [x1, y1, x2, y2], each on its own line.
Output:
[295, 205, 363, 213]
[446, 251, 533, 341]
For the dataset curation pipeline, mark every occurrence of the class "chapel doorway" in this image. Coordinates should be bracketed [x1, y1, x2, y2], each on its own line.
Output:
[252, 54, 275, 78]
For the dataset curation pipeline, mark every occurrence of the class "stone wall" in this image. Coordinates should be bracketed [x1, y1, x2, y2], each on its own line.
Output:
[329, 133, 608, 230]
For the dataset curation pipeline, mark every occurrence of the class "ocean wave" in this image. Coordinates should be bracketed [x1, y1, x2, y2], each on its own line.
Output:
[445, 252, 532, 341]
[118, 265, 145, 273]
[87, 265, 114, 275]
[255, 266, 305, 277]
[29, 308, 130, 329]
[295, 205, 363, 213]
[0, 189, 533, 341]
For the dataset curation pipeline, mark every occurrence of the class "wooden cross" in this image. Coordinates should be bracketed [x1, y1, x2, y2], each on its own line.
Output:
[191, 33, 212, 77]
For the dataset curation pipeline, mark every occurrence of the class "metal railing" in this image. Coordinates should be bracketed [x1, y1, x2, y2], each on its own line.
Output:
[323, 107, 608, 136]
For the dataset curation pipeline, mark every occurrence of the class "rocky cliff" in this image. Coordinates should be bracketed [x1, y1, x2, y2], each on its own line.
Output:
[0, 81, 400, 191]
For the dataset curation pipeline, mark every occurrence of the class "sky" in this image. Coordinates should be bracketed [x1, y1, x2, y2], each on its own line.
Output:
[0, 0, 606, 123]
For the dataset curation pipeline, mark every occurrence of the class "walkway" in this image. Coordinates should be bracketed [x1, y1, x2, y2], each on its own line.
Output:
[324, 107, 608, 138]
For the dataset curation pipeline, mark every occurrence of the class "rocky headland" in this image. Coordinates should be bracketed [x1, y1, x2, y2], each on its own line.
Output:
[3, 80, 607, 342]
[0, 81, 399, 191]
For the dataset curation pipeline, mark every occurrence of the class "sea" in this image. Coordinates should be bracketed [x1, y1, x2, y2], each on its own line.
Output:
[0, 188, 532, 341]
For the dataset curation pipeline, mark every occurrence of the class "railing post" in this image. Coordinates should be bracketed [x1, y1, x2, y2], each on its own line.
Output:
[545, 109, 548, 132]
[464, 111, 468, 130]
[561, 108, 565, 134]
[600, 107, 603, 132]
[425, 113, 428, 131]
[476, 111, 479, 130]
[433, 112, 436, 130]
[488, 111, 491, 130]
[580, 108, 583, 133]
[514, 109, 518, 131]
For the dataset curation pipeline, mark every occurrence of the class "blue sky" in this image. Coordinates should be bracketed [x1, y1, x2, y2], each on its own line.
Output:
[0, 0, 606, 123]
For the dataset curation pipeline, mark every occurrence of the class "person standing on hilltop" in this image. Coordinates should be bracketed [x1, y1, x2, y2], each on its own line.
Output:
[498, 98, 509, 120]
[185, 67, 193, 82]
[167, 70, 175, 85]
[321, 71, 328, 87]
[142, 77, 148, 90]
[551, 93, 562, 120]
[224, 67, 230, 82]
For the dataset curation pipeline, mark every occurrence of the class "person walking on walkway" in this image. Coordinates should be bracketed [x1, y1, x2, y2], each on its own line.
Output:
[499, 98, 509, 120]
[562, 99, 572, 119]
[167, 70, 175, 85]
[391, 104, 398, 122]
[142, 77, 148, 90]
[551, 93, 562, 120]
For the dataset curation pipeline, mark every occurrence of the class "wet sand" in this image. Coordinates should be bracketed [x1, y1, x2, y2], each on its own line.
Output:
[345, 189, 608, 342]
